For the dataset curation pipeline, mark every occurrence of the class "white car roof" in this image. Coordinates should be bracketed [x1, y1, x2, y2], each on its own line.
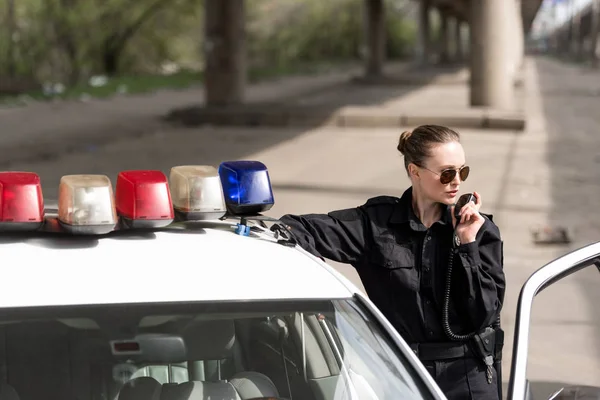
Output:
[0, 222, 356, 309]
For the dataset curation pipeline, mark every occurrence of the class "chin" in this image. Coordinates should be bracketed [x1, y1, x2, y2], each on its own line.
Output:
[438, 194, 456, 205]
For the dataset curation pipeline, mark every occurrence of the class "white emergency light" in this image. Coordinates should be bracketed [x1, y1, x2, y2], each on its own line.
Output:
[169, 166, 226, 220]
[58, 174, 118, 234]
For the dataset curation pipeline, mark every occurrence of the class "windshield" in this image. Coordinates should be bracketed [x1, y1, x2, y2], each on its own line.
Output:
[0, 298, 435, 400]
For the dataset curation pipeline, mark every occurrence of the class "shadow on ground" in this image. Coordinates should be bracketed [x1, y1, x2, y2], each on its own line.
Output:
[1, 62, 466, 198]
[164, 63, 471, 128]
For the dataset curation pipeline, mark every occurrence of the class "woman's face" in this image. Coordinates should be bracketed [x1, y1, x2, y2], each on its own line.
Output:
[411, 141, 467, 205]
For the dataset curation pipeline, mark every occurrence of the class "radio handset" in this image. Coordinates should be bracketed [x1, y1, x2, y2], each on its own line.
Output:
[443, 193, 477, 340]
[451, 193, 475, 247]
[443, 192, 501, 388]
[453, 193, 475, 223]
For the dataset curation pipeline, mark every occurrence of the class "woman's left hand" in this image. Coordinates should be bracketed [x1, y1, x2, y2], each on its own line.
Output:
[451, 191, 485, 244]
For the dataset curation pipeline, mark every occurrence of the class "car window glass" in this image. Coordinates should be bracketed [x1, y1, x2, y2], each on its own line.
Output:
[0, 299, 435, 400]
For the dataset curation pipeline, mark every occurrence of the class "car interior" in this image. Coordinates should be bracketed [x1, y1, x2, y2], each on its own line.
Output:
[0, 301, 431, 400]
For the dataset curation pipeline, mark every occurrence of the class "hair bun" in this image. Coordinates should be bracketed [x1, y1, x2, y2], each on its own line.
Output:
[397, 130, 412, 154]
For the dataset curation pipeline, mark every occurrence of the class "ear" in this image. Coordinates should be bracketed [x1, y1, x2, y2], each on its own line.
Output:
[408, 163, 420, 179]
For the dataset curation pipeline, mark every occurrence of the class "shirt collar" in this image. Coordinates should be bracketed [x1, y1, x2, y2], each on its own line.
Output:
[390, 187, 452, 230]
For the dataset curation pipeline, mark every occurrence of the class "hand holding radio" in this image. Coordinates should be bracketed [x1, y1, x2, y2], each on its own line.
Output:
[451, 191, 485, 244]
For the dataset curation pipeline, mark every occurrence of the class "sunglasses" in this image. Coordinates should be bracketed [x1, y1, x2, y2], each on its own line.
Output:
[419, 165, 470, 185]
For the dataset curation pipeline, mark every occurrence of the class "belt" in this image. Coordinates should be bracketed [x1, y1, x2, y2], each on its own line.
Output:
[409, 342, 475, 361]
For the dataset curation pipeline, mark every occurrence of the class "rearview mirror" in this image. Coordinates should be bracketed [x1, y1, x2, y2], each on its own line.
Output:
[110, 333, 187, 363]
[549, 385, 600, 400]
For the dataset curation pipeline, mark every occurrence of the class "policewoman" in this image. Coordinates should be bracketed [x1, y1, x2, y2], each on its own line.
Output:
[279, 125, 505, 400]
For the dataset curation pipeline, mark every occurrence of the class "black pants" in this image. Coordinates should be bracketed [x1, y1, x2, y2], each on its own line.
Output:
[422, 357, 499, 400]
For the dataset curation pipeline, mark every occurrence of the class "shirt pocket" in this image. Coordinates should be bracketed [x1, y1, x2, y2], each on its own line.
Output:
[370, 241, 419, 293]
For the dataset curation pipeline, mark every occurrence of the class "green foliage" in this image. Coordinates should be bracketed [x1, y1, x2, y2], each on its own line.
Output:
[385, 1, 417, 59]
[247, 0, 416, 68]
[0, 0, 203, 83]
[0, 61, 346, 105]
[0, 0, 416, 97]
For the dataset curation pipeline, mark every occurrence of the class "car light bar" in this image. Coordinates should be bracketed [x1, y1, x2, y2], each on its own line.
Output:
[115, 170, 174, 228]
[0, 172, 44, 230]
[218, 160, 274, 215]
[58, 174, 117, 234]
[169, 165, 226, 220]
[0, 161, 277, 235]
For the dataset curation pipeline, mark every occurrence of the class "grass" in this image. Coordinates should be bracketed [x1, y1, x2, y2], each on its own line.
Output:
[0, 61, 352, 107]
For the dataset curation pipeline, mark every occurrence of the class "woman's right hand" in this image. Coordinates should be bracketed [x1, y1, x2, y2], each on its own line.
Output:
[451, 191, 485, 244]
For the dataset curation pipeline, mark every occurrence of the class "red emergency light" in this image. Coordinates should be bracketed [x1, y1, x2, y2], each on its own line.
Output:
[0, 172, 44, 230]
[115, 170, 174, 228]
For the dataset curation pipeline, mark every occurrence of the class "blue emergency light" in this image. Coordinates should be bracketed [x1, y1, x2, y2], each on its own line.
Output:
[218, 160, 274, 215]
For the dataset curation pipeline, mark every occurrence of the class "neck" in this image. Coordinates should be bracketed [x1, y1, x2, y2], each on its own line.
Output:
[411, 187, 442, 228]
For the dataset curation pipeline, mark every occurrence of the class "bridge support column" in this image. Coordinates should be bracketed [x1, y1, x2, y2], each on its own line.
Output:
[454, 19, 464, 62]
[438, 11, 451, 64]
[570, 11, 582, 59]
[416, 0, 431, 65]
[364, 0, 386, 77]
[204, 0, 246, 106]
[561, 30, 570, 54]
[469, 0, 514, 109]
[512, 0, 524, 72]
[591, 0, 600, 67]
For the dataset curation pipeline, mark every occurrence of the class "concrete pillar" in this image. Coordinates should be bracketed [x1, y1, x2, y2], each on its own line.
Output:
[513, 0, 525, 71]
[463, 23, 471, 59]
[560, 24, 571, 54]
[438, 11, 451, 64]
[364, 0, 386, 77]
[571, 11, 582, 58]
[591, 0, 600, 67]
[560, 32, 567, 54]
[454, 19, 463, 62]
[506, 0, 524, 87]
[551, 33, 560, 54]
[204, 0, 246, 106]
[469, 0, 514, 109]
[561, 30, 570, 54]
[416, 0, 431, 65]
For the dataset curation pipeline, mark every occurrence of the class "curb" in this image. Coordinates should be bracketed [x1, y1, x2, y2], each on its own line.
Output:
[165, 105, 527, 131]
[349, 74, 525, 88]
[0, 104, 524, 169]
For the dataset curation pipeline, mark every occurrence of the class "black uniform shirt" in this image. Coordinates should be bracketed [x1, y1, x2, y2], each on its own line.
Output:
[279, 187, 505, 345]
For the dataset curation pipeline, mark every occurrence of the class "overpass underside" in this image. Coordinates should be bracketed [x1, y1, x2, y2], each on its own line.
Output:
[547, 0, 600, 67]
[203, 0, 543, 111]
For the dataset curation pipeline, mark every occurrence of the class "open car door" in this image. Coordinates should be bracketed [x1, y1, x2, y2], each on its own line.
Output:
[507, 242, 600, 400]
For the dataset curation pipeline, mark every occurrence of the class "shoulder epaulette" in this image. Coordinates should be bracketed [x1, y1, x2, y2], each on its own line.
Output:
[364, 195, 401, 207]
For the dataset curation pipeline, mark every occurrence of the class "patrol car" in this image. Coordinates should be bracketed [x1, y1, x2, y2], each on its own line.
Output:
[0, 160, 597, 400]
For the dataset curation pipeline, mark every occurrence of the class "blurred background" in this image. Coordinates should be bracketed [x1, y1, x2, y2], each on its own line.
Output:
[0, 0, 418, 101]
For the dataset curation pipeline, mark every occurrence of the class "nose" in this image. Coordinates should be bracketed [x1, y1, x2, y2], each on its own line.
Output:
[452, 171, 462, 185]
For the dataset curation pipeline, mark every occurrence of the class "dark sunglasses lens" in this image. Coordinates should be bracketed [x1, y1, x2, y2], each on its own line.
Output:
[440, 170, 456, 184]
[460, 166, 470, 181]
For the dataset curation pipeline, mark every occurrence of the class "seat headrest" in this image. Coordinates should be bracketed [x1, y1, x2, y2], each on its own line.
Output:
[117, 377, 161, 400]
[183, 319, 235, 360]
[169, 381, 240, 400]
[230, 372, 279, 399]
